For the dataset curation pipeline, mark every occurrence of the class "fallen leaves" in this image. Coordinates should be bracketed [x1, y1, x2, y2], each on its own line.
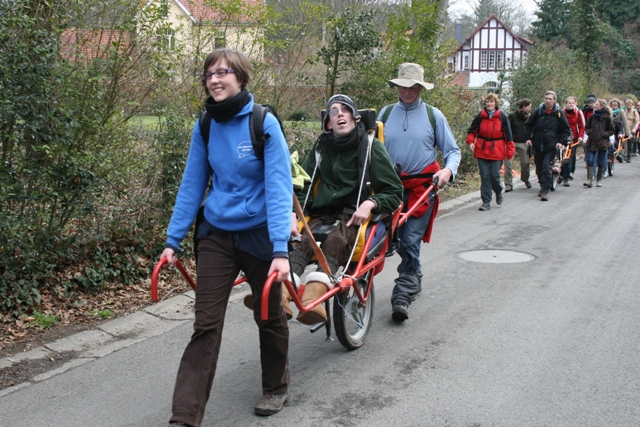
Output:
[1, 264, 194, 355]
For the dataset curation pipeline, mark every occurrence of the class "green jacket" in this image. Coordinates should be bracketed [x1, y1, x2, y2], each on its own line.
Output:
[298, 135, 402, 216]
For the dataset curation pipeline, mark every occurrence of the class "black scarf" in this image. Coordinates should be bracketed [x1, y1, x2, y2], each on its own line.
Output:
[324, 122, 362, 153]
[594, 109, 605, 118]
[205, 89, 250, 123]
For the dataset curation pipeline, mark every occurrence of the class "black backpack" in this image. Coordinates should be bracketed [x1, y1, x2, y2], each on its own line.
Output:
[198, 103, 283, 161]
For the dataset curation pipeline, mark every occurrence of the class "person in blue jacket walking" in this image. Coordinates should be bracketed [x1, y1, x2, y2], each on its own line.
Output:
[379, 63, 461, 321]
[160, 48, 293, 427]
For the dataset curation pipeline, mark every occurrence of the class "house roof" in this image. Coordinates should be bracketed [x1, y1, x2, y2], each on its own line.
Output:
[454, 14, 533, 54]
[60, 29, 131, 62]
[156, 0, 263, 23]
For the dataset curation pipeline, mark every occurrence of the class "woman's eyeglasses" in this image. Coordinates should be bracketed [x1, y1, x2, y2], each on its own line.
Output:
[203, 69, 235, 80]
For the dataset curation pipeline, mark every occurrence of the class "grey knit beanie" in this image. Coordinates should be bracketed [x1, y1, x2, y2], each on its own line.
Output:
[323, 94, 361, 133]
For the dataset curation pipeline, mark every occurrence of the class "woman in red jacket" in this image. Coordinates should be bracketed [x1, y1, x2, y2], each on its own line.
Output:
[561, 96, 585, 186]
[466, 93, 515, 211]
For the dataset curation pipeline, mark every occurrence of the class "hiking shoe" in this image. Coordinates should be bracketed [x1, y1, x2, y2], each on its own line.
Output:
[255, 389, 289, 416]
[525, 181, 532, 188]
[496, 193, 503, 205]
[392, 304, 409, 321]
[562, 180, 570, 187]
[569, 173, 574, 180]
[478, 202, 490, 211]
[538, 190, 542, 197]
[505, 185, 513, 193]
[540, 192, 548, 201]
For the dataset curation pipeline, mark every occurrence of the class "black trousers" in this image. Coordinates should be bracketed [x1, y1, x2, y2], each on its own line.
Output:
[534, 149, 555, 192]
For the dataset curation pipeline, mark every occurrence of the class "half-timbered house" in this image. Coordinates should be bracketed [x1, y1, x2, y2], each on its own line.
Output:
[450, 15, 533, 92]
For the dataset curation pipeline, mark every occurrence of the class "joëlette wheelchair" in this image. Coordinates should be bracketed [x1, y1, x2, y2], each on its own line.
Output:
[151, 109, 440, 350]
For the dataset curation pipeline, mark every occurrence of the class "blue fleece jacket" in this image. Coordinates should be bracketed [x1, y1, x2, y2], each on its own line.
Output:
[166, 95, 292, 255]
[380, 98, 461, 178]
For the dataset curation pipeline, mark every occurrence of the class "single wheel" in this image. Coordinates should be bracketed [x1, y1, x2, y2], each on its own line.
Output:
[551, 174, 557, 191]
[608, 161, 614, 176]
[333, 271, 374, 350]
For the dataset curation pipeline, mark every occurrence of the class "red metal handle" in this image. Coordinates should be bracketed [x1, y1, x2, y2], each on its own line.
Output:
[260, 271, 279, 320]
[150, 258, 196, 302]
[398, 181, 439, 227]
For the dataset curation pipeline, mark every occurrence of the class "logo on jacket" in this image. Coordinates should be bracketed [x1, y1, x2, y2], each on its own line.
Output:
[237, 140, 254, 158]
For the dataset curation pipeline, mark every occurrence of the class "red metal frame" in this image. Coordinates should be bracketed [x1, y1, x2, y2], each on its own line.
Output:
[150, 257, 246, 302]
[150, 182, 439, 321]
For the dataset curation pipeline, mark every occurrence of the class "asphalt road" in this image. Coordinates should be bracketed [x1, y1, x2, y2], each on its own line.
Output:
[2, 160, 640, 426]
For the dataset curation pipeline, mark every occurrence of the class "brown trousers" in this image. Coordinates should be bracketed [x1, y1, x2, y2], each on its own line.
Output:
[170, 231, 289, 427]
[296, 213, 358, 270]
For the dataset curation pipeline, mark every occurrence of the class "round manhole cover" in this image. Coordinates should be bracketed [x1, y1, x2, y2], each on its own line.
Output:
[456, 250, 535, 264]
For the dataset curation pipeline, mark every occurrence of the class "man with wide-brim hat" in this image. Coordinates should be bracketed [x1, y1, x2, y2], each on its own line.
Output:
[378, 62, 461, 322]
[388, 62, 435, 91]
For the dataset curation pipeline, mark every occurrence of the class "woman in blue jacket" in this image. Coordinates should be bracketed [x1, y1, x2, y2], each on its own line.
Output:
[161, 49, 293, 426]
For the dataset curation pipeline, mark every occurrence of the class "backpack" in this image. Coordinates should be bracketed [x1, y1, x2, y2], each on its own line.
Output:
[379, 103, 437, 140]
[198, 103, 283, 161]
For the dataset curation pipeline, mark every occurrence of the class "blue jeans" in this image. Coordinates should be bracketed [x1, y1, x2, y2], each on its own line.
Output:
[391, 190, 435, 306]
[585, 149, 607, 168]
[477, 158, 503, 203]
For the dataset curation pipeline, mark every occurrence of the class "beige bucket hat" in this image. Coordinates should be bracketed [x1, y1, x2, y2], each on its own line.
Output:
[388, 63, 434, 90]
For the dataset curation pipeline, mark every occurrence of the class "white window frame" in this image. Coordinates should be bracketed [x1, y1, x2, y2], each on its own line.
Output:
[480, 50, 487, 70]
[489, 50, 496, 70]
[213, 32, 226, 49]
[157, 28, 175, 51]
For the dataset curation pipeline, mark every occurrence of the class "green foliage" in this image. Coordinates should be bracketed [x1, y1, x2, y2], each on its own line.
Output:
[152, 107, 193, 211]
[506, 44, 594, 108]
[531, 0, 572, 42]
[286, 122, 320, 161]
[319, 8, 382, 96]
[88, 309, 115, 319]
[569, 0, 605, 63]
[288, 110, 314, 121]
[601, 24, 638, 69]
[531, 0, 640, 94]
[27, 310, 60, 330]
[0, 0, 173, 313]
[595, 0, 640, 29]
